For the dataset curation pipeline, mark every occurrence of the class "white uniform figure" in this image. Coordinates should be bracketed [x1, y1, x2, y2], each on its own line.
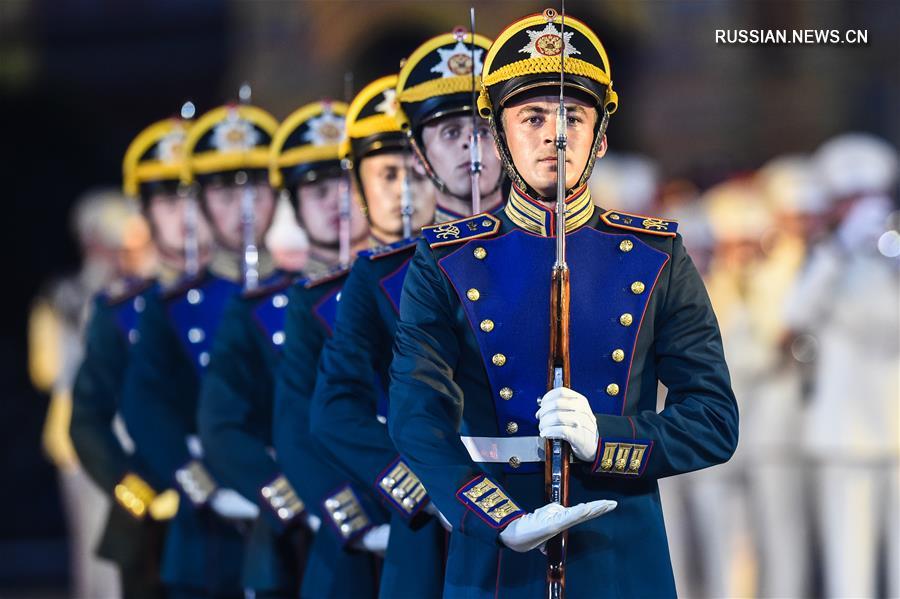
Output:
[692, 179, 774, 598]
[738, 155, 830, 597]
[785, 133, 900, 599]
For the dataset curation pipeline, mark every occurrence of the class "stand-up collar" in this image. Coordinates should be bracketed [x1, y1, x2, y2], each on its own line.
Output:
[504, 183, 594, 237]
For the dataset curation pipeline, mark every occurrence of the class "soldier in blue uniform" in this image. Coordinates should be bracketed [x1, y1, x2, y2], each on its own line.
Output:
[71, 115, 211, 598]
[388, 11, 739, 598]
[274, 75, 435, 598]
[309, 33, 506, 598]
[196, 100, 373, 598]
[121, 102, 282, 598]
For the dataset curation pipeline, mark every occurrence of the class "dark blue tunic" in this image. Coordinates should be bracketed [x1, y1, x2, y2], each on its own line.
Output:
[388, 204, 738, 598]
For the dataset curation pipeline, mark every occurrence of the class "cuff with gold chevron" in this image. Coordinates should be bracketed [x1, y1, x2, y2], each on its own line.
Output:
[321, 484, 374, 545]
[455, 475, 524, 529]
[591, 438, 653, 476]
[114, 473, 157, 519]
[260, 474, 306, 525]
[175, 459, 218, 506]
[600, 210, 678, 236]
[422, 213, 500, 248]
[376, 457, 429, 518]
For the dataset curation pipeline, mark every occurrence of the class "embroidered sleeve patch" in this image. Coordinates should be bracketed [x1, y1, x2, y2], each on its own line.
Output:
[321, 484, 374, 544]
[592, 438, 653, 476]
[423, 213, 500, 248]
[455, 475, 524, 528]
[376, 457, 429, 518]
[260, 474, 306, 524]
[174, 460, 217, 506]
[601, 210, 677, 237]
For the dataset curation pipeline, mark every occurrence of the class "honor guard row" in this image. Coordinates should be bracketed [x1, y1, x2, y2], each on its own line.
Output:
[69, 7, 738, 599]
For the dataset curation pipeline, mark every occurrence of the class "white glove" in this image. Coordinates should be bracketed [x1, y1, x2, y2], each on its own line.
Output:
[305, 513, 322, 533]
[499, 500, 617, 553]
[536, 387, 600, 462]
[425, 502, 452, 532]
[353, 523, 390, 555]
[210, 488, 260, 520]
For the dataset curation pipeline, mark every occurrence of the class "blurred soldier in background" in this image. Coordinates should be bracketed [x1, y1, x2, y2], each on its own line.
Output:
[121, 101, 280, 598]
[693, 178, 772, 599]
[741, 154, 829, 597]
[312, 30, 497, 598]
[275, 76, 425, 598]
[70, 115, 213, 598]
[588, 152, 659, 214]
[197, 99, 370, 598]
[785, 133, 899, 599]
[28, 188, 153, 598]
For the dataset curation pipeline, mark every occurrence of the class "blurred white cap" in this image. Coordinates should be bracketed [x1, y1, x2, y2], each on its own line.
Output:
[589, 153, 659, 214]
[757, 154, 829, 214]
[702, 179, 772, 241]
[814, 133, 898, 200]
[71, 187, 141, 249]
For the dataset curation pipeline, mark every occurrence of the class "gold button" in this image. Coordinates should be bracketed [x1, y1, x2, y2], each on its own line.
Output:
[506, 421, 518, 434]
[508, 456, 521, 468]
[611, 349, 625, 362]
[480, 319, 494, 333]
[615, 457, 627, 471]
[492, 353, 506, 367]
[466, 288, 480, 301]
[619, 239, 633, 252]
[601, 458, 613, 470]
[473, 247, 487, 260]
[481, 220, 492, 227]
[619, 313, 633, 326]
[631, 281, 645, 294]
[499, 387, 513, 400]
[629, 458, 642, 472]
[606, 383, 620, 396]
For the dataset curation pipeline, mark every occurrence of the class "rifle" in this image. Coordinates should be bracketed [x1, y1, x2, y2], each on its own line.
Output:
[545, 4, 570, 598]
[179, 100, 201, 279]
[468, 7, 482, 215]
[238, 82, 259, 291]
[339, 72, 354, 266]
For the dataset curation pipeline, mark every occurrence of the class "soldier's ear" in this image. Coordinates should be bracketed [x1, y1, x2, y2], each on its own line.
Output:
[411, 155, 427, 178]
[596, 134, 608, 159]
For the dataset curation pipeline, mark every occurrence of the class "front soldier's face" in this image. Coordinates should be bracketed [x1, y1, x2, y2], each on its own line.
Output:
[203, 181, 276, 251]
[421, 114, 501, 198]
[500, 95, 604, 199]
[146, 192, 213, 262]
[359, 151, 435, 240]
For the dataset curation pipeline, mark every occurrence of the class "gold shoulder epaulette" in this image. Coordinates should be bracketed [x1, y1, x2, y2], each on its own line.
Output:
[422, 213, 501, 248]
[600, 210, 678, 237]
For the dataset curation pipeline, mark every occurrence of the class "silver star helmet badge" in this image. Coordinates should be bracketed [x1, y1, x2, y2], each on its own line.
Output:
[519, 22, 580, 59]
[156, 126, 186, 163]
[303, 110, 345, 146]
[212, 111, 260, 152]
[374, 89, 399, 118]
[431, 41, 484, 78]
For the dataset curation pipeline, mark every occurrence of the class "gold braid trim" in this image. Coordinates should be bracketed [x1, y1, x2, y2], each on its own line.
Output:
[483, 56, 610, 88]
[346, 115, 402, 140]
[398, 75, 482, 103]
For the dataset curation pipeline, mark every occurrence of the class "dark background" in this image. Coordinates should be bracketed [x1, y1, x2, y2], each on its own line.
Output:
[1, 0, 896, 592]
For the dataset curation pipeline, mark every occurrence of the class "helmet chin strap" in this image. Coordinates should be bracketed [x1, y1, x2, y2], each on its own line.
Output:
[489, 105, 610, 199]
[407, 131, 505, 205]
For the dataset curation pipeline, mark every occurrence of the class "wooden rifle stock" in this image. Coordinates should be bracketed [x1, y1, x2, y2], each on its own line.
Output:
[546, 263, 571, 598]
